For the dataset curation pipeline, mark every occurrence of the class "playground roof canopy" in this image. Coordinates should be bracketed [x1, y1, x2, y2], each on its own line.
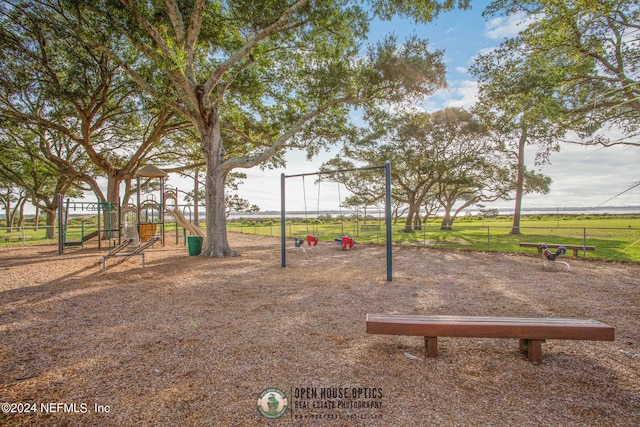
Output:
[136, 165, 168, 178]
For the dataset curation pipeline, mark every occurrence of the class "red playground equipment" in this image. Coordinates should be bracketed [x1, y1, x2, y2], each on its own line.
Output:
[294, 235, 319, 253]
[334, 235, 354, 250]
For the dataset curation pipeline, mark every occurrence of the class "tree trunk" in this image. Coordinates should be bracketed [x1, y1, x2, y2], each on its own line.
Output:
[403, 204, 416, 232]
[33, 204, 40, 231]
[17, 199, 26, 227]
[45, 209, 56, 240]
[201, 113, 233, 257]
[510, 129, 527, 235]
[413, 214, 422, 230]
[105, 176, 121, 239]
[8, 206, 17, 233]
[194, 168, 200, 226]
[440, 211, 452, 230]
[3, 212, 9, 231]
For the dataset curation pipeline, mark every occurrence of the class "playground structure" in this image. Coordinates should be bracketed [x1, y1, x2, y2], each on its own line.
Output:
[98, 236, 163, 271]
[134, 164, 167, 246]
[57, 165, 204, 258]
[57, 194, 120, 254]
[165, 189, 205, 239]
[280, 161, 393, 281]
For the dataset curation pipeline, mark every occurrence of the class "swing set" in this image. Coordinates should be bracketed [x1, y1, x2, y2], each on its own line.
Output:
[280, 161, 393, 282]
[295, 174, 353, 251]
[293, 175, 321, 252]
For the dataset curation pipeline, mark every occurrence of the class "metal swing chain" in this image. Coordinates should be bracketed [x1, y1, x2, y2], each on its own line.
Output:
[302, 175, 308, 234]
[315, 176, 321, 236]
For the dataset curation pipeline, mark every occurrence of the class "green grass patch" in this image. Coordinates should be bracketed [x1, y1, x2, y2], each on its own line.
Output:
[227, 214, 640, 262]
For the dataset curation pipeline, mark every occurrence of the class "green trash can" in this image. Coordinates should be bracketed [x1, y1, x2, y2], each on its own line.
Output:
[187, 236, 203, 256]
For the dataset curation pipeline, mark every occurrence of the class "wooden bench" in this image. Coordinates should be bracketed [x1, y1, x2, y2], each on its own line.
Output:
[360, 224, 380, 232]
[366, 314, 614, 365]
[520, 242, 595, 257]
[4, 235, 31, 243]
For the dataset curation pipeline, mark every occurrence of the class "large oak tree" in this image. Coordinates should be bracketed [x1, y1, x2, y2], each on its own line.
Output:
[0, 2, 190, 222]
[49, 0, 465, 257]
[471, 30, 561, 234]
[484, 0, 639, 145]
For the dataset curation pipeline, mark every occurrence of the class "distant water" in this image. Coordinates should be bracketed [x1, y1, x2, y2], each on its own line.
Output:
[13, 205, 633, 221]
[505, 206, 640, 215]
[229, 205, 640, 219]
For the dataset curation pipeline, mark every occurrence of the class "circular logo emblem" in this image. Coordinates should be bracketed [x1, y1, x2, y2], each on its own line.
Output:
[257, 388, 288, 419]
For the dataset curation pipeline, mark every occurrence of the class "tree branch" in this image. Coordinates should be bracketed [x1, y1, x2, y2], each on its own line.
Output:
[202, 0, 311, 96]
[222, 95, 374, 171]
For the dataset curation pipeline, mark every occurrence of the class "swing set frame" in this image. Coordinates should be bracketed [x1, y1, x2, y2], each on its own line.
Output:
[280, 161, 393, 282]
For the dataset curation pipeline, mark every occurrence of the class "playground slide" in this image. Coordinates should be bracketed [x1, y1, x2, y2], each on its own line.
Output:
[82, 230, 100, 242]
[64, 229, 100, 247]
[167, 208, 205, 238]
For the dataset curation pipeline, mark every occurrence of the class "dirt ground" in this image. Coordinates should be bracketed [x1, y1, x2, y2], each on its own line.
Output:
[0, 233, 638, 426]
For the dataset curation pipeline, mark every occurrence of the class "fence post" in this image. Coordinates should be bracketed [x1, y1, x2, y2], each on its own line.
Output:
[487, 226, 490, 251]
[583, 227, 587, 259]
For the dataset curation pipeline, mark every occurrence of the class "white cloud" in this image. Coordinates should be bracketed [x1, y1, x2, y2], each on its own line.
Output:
[446, 80, 478, 109]
[419, 80, 478, 112]
[445, 25, 460, 35]
[476, 46, 497, 56]
[521, 142, 640, 208]
[484, 11, 535, 40]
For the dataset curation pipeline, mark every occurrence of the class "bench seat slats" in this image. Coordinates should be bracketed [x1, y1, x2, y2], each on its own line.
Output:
[519, 242, 595, 250]
[366, 314, 614, 341]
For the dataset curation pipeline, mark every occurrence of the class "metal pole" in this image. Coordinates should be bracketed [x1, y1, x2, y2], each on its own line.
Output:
[285, 164, 384, 179]
[57, 194, 63, 255]
[97, 201, 102, 250]
[161, 177, 165, 246]
[385, 161, 392, 282]
[118, 197, 122, 246]
[281, 173, 286, 268]
[137, 176, 141, 240]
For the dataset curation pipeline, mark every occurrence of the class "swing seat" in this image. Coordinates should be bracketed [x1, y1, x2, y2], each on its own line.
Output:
[294, 237, 306, 253]
[306, 235, 318, 246]
[342, 237, 354, 249]
[334, 236, 354, 250]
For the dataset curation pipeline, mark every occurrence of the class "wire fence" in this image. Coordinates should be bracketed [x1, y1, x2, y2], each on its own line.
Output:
[227, 221, 640, 263]
[3, 221, 639, 262]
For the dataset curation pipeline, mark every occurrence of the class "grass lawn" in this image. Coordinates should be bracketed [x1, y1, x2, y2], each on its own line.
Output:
[4, 214, 639, 262]
[229, 214, 640, 262]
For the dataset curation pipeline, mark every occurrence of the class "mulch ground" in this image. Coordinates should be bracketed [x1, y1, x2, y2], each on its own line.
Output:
[0, 232, 639, 426]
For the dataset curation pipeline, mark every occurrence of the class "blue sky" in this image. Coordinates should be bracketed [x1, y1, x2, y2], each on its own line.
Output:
[219, 2, 640, 214]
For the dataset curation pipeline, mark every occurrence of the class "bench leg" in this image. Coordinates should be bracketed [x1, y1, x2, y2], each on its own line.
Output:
[424, 336, 438, 359]
[519, 339, 528, 355]
[519, 339, 543, 365]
